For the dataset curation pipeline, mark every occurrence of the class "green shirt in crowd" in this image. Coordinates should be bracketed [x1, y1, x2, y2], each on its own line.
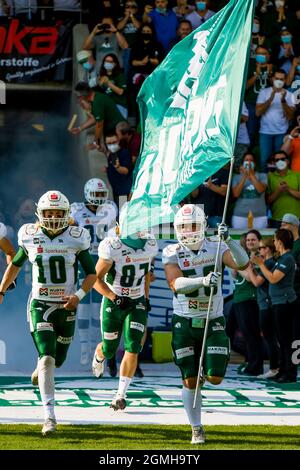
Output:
[267, 170, 300, 221]
[92, 92, 123, 133]
[233, 272, 257, 304]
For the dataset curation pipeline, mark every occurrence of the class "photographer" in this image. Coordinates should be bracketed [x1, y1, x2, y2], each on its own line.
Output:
[101, 130, 132, 207]
[231, 153, 268, 229]
[82, 16, 128, 74]
[281, 113, 300, 172]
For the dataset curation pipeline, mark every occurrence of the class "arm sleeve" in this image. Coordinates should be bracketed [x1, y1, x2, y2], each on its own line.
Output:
[12, 246, 28, 267]
[77, 249, 96, 275]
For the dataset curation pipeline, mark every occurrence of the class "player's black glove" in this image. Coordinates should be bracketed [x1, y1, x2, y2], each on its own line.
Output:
[113, 295, 130, 310]
[7, 279, 17, 291]
[146, 298, 151, 313]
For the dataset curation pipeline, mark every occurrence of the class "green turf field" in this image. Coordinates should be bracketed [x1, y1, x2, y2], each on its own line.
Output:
[0, 425, 300, 450]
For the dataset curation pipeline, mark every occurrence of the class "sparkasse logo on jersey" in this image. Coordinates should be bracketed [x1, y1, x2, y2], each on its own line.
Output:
[0, 19, 58, 55]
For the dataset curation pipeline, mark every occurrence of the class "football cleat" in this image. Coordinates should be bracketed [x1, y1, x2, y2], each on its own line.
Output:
[92, 353, 105, 378]
[110, 397, 127, 411]
[191, 425, 205, 444]
[31, 367, 39, 387]
[42, 418, 57, 436]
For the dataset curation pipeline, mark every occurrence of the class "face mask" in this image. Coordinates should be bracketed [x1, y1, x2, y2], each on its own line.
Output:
[196, 1, 206, 11]
[281, 35, 292, 44]
[256, 54, 267, 64]
[275, 0, 284, 8]
[156, 7, 167, 14]
[103, 62, 115, 71]
[243, 161, 255, 170]
[252, 23, 260, 34]
[142, 32, 152, 40]
[83, 62, 93, 71]
[273, 79, 284, 89]
[276, 160, 287, 170]
[107, 143, 120, 153]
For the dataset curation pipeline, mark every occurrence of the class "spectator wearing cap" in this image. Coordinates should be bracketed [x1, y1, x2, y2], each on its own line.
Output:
[185, 1, 215, 30]
[281, 113, 300, 172]
[256, 69, 296, 172]
[252, 228, 297, 383]
[77, 50, 99, 89]
[143, 0, 178, 53]
[281, 213, 300, 338]
[245, 46, 273, 146]
[116, 121, 141, 165]
[70, 83, 123, 148]
[82, 15, 128, 74]
[267, 150, 300, 228]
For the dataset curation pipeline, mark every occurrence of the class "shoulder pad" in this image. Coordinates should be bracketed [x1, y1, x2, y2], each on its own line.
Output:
[0, 222, 7, 240]
[23, 223, 39, 236]
[109, 237, 122, 250]
[69, 226, 84, 238]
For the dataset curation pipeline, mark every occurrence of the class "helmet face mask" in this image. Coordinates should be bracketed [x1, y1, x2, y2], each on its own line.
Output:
[36, 191, 70, 234]
[84, 178, 108, 207]
[174, 205, 206, 249]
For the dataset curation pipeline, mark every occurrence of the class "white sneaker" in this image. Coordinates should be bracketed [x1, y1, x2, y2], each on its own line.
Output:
[42, 418, 57, 436]
[257, 369, 279, 379]
[92, 353, 105, 378]
[31, 367, 39, 387]
[191, 425, 205, 444]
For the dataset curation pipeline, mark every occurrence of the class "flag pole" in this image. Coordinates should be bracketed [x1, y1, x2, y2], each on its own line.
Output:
[193, 155, 235, 409]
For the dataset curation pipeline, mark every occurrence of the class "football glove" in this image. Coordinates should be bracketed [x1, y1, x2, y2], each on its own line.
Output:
[217, 222, 230, 242]
[202, 272, 221, 288]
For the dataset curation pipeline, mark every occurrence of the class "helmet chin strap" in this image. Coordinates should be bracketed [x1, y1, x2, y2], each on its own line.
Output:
[184, 239, 203, 251]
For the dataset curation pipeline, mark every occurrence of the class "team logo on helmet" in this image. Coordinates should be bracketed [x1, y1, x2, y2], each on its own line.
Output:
[36, 190, 70, 234]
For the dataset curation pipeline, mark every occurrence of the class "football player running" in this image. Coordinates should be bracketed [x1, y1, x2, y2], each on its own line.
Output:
[70, 178, 118, 373]
[162, 204, 249, 444]
[0, 191, 96, 436]
[92, 208, 158, 411]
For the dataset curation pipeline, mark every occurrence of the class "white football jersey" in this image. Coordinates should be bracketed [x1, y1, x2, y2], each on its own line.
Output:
[0, 222, 7, 240]
[98, 236, 158, 299]
[162, 238, 228, 319]
[18, 224, 91, 302]
[70, 201, 117, 255]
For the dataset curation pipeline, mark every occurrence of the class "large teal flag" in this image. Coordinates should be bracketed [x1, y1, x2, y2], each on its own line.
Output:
[124, 0, 255, 236]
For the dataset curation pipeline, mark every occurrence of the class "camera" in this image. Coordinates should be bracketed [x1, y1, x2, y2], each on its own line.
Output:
[96, 23, 111, 35]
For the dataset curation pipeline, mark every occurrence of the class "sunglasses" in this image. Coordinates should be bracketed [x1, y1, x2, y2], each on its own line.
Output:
[274, 157, 287, 162]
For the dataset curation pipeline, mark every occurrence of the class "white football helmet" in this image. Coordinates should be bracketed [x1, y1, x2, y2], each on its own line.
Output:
[174, 204, 207, 249]
[36, 190, 70, 233]
[84, 178, 108, 206]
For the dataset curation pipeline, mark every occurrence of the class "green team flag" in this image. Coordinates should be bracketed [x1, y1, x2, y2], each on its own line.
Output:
[123, 0, 255, 236]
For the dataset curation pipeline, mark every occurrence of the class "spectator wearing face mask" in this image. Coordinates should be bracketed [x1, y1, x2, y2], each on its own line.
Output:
[286, 55, 300, 95]
[232, 153, 268, 229]
[98, 53, 128, 119]
[185, 0, 215, 30]
[245, 46, 273, 146]
[256, 69, 296, 172]
[101, 130, 133, 207]
[267, 150, 300, 228]
[250, 17, 268, 60]
[77, 50, 99, 90]
[273, 29, 296, 74]
[143, 0, 178, 53]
